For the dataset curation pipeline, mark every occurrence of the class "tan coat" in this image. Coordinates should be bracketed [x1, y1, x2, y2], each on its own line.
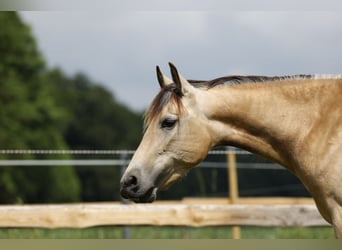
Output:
[121, 63, 342, 238]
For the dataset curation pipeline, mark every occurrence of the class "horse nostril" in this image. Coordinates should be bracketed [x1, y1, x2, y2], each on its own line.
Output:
[125, 175, 138, 187]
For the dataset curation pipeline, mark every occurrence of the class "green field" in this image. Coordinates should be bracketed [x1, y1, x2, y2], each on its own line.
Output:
[0, 226, 334, 239]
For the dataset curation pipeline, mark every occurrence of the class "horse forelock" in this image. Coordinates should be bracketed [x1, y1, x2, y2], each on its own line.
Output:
[144, 84, 184, 131]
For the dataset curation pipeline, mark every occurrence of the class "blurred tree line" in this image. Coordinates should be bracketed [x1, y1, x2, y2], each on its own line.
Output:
[0, 12, 310, 204]
[0, 12, 142, 203]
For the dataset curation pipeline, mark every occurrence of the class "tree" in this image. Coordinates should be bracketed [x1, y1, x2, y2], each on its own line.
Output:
[0, 12, 143, 203]
[0, 12, 81, 203]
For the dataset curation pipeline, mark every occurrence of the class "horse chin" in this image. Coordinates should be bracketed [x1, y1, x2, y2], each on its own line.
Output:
[131, 169, 185, 203]
[132, 187, 157, 203]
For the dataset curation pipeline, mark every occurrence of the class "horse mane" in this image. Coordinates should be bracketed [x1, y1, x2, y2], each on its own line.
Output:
[188, 75, 314, 89]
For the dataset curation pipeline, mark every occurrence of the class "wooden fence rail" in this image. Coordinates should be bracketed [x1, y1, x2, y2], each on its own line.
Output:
[0, 203, 329, 229]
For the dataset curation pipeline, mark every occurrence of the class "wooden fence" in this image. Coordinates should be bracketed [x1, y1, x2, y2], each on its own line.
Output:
[0, 149, 332, 238]
[0, 198, 330, 229]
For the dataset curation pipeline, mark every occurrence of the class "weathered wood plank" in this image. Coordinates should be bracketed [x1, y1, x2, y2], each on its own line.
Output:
[0, 204, 330, 228]
[180, 197, 315, 205]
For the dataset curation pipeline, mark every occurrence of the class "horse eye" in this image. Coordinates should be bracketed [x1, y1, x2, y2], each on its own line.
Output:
[161, 118, 177, 129]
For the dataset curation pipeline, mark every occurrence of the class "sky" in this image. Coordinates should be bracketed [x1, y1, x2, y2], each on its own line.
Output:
[20, 11, 342, 111]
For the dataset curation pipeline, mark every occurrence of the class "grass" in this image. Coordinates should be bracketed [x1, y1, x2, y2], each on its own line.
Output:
[0, 226, 334, 239]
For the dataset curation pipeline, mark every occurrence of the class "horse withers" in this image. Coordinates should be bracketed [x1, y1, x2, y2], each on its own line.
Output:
[120, 63, 342, 238]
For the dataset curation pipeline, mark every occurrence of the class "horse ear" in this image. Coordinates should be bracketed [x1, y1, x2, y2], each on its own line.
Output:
[156, 66, 172, 88]
[168, 62, 192, 95]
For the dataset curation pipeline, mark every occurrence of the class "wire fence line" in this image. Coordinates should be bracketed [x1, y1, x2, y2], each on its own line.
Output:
[0, 160, 284, 170]
[0, 148, 252, 156]
[0, 159, 126, 166]
[0, 149, 136, 155]
[0, 148, 285, 170]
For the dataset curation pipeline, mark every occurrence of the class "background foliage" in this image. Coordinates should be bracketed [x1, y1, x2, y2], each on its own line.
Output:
[0, 12, 142, 203]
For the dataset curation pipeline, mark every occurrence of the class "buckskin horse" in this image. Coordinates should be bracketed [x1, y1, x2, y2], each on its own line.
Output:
[120, 63, 342, 238]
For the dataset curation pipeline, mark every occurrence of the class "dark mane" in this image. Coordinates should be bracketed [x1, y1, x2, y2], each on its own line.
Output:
[188, 75, 313, 89]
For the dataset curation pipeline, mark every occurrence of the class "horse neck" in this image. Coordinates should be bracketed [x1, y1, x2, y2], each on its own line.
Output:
[199, 81, 325, 173]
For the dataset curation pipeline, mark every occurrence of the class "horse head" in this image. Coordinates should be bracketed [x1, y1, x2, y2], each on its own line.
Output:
[120, 63, 212, 202]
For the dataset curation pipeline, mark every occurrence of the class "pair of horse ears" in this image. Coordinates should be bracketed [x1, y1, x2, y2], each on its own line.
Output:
[156, 62, 191, 95]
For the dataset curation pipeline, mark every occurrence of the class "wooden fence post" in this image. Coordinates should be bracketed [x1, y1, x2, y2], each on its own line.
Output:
[227, 149, 241, 239]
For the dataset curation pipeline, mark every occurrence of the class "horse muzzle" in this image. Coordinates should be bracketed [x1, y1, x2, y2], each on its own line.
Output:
[120, 169, 157, 203]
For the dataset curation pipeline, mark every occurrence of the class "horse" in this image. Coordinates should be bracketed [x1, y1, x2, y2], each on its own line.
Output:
[120, 63, 342, 238]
